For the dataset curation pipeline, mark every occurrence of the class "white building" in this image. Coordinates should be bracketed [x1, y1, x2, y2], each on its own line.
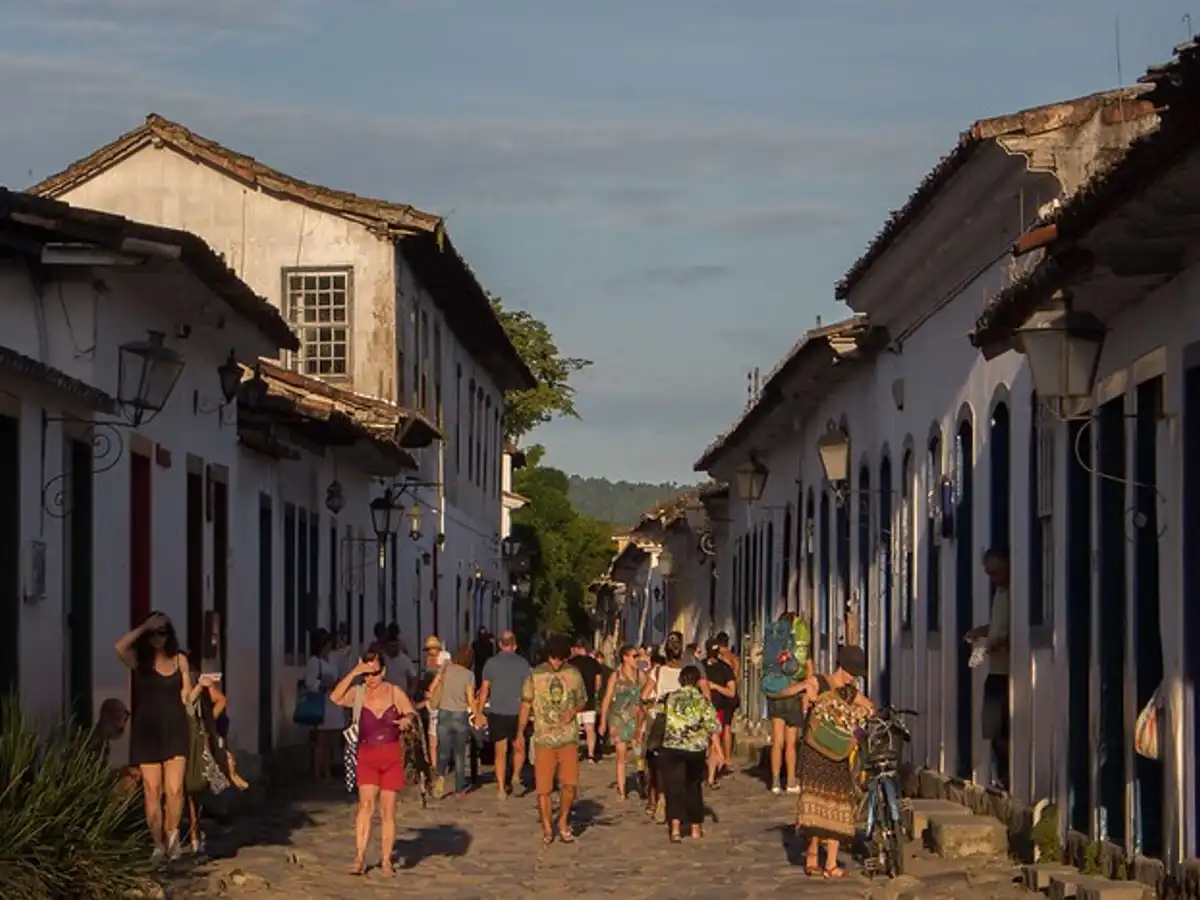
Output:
[0, 189, 297, 755]
[30, 114, 536, 656]
[694, 85, 1194, 854]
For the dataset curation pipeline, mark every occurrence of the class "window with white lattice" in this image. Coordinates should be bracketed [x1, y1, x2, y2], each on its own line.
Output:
[283, 268, 352, 378]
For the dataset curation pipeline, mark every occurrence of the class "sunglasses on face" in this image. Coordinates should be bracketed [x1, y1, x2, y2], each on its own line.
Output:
[364, 669, 383, 678]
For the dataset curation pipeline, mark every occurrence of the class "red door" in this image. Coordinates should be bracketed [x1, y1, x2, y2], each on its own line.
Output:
[129, 452, 151, 705]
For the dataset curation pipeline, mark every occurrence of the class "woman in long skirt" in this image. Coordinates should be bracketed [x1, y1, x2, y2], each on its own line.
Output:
[789, 644, 873, 879]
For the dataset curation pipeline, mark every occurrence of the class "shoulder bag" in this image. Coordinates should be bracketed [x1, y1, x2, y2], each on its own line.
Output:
[342, 686, 366, 793]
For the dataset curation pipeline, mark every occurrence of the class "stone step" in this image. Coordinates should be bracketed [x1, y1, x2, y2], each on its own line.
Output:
[1022, 863, 1083, 893]
[929, 812, 1008, 859]
[1047, 875, 1148, 900]
[905, 799, 972, 839]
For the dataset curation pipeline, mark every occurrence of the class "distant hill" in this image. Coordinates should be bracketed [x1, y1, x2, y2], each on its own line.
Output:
[567, 475, 696, 528]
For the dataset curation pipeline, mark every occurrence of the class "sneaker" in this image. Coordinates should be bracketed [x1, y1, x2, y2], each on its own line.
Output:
[150, 847, 166, 865]
[771, 782, 782, 795]
[165, 833, 182, 862]
[786, 783, 801, 795]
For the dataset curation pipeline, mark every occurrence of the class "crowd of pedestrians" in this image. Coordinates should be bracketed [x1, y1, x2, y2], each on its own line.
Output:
[92, 616, 881, 877]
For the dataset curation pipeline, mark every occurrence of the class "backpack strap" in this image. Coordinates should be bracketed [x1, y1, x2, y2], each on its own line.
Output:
[351, 684, 365, 727]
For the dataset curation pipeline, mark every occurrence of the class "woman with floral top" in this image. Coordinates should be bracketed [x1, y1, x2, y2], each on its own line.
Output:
[659, 665, 722, 842]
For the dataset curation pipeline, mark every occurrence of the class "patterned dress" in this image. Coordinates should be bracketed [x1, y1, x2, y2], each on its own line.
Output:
[607, 672, 642, 744]
[796, 676, 866, 841]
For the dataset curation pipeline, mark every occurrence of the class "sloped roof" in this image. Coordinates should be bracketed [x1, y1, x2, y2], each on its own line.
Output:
[835, 87, 1154, 302]
[28, 114, 535, 392]
[0, 188, 296, 350]
[0, 343, 116, 412]
[694, 315, 884, 472]
[971, 40, 1200, 347]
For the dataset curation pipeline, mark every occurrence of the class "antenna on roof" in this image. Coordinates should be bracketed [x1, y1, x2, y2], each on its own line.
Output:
[815, 314, 822, 328]
[1114, 15, 1124, 88]
[1185, 14, 1194, 40]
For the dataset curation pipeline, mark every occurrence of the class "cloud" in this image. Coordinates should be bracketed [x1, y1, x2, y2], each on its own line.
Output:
[0, 0, 316, 41]
[602, 264, 734, 295]
[0, 50, 947, 229]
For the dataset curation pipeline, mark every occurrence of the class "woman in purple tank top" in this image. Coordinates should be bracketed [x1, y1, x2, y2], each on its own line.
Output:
[329, 651, 417, 876]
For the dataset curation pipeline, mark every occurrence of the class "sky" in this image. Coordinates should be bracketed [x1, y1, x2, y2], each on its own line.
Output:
[0, 0, 1192, 483]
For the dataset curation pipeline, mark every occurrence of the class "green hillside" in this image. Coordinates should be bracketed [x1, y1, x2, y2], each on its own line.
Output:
[567, 475, 695, 528]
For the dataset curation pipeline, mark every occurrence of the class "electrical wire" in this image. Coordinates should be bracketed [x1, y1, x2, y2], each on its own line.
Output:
[1071, 415, 1168, 540]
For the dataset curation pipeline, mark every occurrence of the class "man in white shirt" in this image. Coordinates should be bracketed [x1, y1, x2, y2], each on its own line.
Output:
[965, 547, 1011, 790]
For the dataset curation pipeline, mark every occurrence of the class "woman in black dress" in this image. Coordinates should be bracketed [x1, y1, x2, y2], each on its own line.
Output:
[116, 611, 195, 860]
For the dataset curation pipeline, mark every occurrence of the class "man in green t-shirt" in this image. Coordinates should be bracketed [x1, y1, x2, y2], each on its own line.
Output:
[517, 634, 586, 844]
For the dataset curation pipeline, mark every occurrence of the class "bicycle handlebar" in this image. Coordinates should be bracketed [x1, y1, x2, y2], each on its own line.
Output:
[877, 706, 919, 718]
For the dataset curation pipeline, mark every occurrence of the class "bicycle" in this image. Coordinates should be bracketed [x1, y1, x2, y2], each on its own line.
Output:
[856, 705, 918, 878]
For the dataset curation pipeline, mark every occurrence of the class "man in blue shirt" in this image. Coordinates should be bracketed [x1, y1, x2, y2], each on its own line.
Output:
[476, 630, 532, 797]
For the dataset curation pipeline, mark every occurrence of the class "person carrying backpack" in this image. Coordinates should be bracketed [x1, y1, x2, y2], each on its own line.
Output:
[760, 611, 812, 794]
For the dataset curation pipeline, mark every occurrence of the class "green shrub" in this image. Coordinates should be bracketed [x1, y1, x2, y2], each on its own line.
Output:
[1032, 803, 1062, 863]
[0, 692, 154, 899]
[1082, 840, 1101, 875]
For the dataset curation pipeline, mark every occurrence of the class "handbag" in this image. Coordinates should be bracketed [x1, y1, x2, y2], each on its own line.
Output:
[185, 710, 230, 795]
[644, 667, 669, 753]
[342, 686, 365, 793]
[1135, 684, 1163, 760]
[804, 687, 861, 763]
[293, 677, 325, 728]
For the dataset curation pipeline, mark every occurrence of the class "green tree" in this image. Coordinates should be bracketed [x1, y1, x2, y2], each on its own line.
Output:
[491, 297, 591, 441]
[512, 446, 615, 641]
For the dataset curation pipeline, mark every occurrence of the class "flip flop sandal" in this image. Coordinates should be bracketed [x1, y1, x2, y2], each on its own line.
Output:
[804, 855, 821, 876]
[823, 866, 847, 879]
[669, 833, 683, 843]
[558, 830, 576, 844]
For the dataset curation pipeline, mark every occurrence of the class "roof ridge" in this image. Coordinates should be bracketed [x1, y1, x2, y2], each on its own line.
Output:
[31, 112, 443, 233]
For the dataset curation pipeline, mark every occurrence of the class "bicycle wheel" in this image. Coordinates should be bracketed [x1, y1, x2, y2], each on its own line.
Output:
[884, 818, 904, 877]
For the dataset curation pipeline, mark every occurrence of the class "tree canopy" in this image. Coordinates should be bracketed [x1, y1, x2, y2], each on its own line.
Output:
[491, 297, 591, 442]
[511, 446, 615, 640]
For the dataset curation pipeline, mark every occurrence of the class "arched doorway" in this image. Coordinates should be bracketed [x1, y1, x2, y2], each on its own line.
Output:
[955, 415, 975, 779]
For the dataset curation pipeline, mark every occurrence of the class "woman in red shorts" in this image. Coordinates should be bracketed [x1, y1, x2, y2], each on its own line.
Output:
[330, 651, 417, 876]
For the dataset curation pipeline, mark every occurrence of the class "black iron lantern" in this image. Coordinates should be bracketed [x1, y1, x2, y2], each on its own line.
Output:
[1015, 300, 1106, 403]
[217, 350, 242, 405]
[118, 330, 185, 425]
[325, 481, 345, 515]
[370, 489, 399, 541]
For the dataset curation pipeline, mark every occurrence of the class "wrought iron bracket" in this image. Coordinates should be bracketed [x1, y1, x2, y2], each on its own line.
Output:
[41, 417, 126, 518]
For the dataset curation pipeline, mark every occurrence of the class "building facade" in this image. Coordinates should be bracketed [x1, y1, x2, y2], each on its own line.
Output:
[694, 85, 1195, 855]
[31, 115, 536, 654]
[0, 190, 297, 763]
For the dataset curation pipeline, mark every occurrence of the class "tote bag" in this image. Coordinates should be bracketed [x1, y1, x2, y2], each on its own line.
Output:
[342, 686, 366, 793]
[1135, 684, 1163, 761]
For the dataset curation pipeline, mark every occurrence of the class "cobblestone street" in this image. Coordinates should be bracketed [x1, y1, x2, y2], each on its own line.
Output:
[172, 758, 1028, 900]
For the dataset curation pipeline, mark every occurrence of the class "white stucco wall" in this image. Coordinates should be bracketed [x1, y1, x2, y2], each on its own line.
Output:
[54, 145, 512, 663]
[0, 259, 267, 758]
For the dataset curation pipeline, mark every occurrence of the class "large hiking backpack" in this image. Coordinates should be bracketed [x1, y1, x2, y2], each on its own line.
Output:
[761, 619, 800, 697]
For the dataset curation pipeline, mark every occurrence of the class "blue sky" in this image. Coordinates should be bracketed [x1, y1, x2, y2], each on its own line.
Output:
[0, 0, 1190, 482]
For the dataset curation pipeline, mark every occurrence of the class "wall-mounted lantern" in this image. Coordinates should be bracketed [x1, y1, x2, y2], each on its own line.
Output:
[119, 330, 185, 426]
[325, 480, 346, 515]
[733, 456, 769, 503]
[370, 488, 400, 542]
[1015, 294, 1106, 406]
[408, 503, 423, 541]
[657, 549, 675, 577]
[816, 422, 851, 486]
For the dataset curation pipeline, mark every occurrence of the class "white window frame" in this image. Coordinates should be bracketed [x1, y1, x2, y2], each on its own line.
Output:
[283, 267, 353, 379]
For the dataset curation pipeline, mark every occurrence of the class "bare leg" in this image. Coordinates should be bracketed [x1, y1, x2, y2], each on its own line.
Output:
[161, 757, 187, 854]
[537, 793, 554, 840]
[352, 785, 378, 873]
[614, 740, 628, 797]
[824, 839, 845, 876]
[511, 734, 527, 792]
[225, 751, 250, 790]
[139, 764, 165, 852]
[769, 718, 785, 789]
[377, 790, 397, 876]
[494, 739, 509, 796]
[559, 784, 577, 837]
[784, 725, 799, 790]
[583, 721, 597, 761]
[721, 726, 733, 771]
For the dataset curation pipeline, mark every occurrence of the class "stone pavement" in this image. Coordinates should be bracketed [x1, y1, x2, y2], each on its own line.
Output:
[169, 758, 1029, 900]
